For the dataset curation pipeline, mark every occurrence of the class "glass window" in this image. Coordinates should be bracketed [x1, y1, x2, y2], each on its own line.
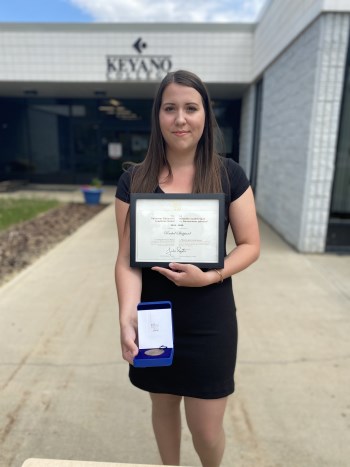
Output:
[250, 78, 263, 193]
[330, 66, 350, 217]
[28, 104, 71, 178]
[0, 100, 30, 179]
[0, 96, 242, 184]
[327, 33, 350, 250]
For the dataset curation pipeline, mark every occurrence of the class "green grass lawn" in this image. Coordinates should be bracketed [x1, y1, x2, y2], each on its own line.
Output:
[0, 198, 60, 231]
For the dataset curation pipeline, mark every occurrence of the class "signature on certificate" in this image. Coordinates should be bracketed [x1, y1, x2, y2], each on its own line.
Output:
[165, 246, 189, 258]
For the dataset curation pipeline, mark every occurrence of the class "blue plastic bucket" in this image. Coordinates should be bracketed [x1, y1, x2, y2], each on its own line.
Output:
[81, 188, 102, 205]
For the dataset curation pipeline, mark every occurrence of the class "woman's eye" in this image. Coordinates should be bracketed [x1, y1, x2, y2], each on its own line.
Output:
[187, 106, 198, 112]
[164, 106, 174, 112]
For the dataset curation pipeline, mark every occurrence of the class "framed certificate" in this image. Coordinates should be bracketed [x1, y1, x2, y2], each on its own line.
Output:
[130, 193, 225, 268]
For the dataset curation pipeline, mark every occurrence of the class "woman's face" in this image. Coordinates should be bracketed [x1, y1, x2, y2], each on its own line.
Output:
[159, 83, 205, 156]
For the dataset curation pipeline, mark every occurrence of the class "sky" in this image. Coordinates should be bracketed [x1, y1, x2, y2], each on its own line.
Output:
[0, 0, 267, 23]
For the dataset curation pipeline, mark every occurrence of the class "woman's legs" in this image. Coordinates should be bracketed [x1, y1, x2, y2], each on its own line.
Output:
[150, 392, 182, 465]
[184, 396, 228, 467]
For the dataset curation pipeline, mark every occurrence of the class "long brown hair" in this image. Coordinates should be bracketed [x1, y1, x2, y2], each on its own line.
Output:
[129, 70, 224, 194]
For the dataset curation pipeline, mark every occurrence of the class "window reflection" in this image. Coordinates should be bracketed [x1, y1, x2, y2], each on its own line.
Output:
[0, 97, 240, 184]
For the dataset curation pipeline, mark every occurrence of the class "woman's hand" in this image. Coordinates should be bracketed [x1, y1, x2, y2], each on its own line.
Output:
[151, 262, 215, 287]
[120, 322, 139, 365]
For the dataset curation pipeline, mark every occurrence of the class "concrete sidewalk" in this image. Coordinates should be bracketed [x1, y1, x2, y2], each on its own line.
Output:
[0, 193, 349, 467]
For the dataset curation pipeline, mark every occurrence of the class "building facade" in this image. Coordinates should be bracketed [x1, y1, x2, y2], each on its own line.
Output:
[0, 0, 349, 252]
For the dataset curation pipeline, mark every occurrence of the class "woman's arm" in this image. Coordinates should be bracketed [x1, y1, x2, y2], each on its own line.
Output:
[218, 186, 260, 278]
[151, 187, 260, 286]
[115, 198, 142, 364]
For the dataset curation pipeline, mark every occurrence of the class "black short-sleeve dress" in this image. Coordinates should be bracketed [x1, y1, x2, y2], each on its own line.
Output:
[116, 157, 250, 399]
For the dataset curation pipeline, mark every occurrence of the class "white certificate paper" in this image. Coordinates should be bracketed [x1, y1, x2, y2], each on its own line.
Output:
[130, 194, 225, 268]
[138, 307, 173, 350]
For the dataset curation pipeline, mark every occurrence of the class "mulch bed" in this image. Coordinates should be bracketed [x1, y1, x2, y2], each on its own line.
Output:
[0, 202, 107, 286]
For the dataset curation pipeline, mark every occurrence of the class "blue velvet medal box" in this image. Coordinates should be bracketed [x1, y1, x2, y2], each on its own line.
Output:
[133, 301, 174, 368]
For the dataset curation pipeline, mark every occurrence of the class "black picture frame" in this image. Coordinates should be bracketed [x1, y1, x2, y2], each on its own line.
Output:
[130, 193, 225, 268]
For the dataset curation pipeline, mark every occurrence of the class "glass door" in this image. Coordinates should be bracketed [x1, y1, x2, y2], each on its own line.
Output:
[73, 122, 101, 184]
[100, 127, 150, 183]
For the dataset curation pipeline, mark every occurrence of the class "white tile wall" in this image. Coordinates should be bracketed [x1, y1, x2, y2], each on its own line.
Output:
[254, 0, 322, 79]
[323, 0, 350, 11]
[0, 26, 253, 84]
[254, 0, 350, 80]
[300, 13, 350, 252]
[256, 13, 350, 252]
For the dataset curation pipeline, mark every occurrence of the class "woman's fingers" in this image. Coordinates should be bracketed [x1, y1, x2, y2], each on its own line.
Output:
[122, 341, 138, 364]
[121, 330, 139, 364]
[151, 263, 206, 287]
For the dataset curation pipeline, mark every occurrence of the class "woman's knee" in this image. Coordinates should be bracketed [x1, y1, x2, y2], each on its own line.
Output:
[184, 396, 227, 447]
[189, 422, 225, 449]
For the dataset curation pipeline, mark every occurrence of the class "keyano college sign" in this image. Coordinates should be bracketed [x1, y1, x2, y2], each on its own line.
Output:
[106, 37, 173, 81]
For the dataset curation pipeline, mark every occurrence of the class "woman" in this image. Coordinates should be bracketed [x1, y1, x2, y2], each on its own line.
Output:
[115, 70, 260, 467]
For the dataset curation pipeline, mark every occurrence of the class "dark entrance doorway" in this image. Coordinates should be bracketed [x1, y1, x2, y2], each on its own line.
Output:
[0, 96, 242, 185]
[327, 35, 350, 251]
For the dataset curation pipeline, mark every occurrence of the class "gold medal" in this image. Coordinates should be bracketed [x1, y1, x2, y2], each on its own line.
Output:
[145, 348, 165, 357]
